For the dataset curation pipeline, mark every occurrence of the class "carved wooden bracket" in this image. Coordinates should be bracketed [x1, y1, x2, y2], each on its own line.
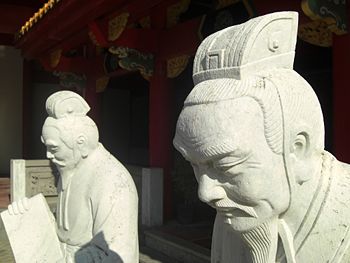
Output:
[301, 0, 347, 38]
[49, 49, 62, 68]
[298, 20, 333, 47]
[53, 71, 87, 90]
[167, 0, 191, 28]
[108, 46, 154, 80]
[300, 0, 348, 46]
[167, 55, 190, 78]
[108, 12, 129, 41]
[302, 0, 347, 34]
[96, 76, 110, 93]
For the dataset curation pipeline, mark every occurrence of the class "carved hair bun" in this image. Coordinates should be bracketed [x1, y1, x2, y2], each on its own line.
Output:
[45, 90, 90, 119]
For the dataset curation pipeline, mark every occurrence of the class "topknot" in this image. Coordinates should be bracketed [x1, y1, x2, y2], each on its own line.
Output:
[45, 90, 90, 119]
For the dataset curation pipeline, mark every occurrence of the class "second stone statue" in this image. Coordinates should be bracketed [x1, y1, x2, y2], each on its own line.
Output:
[8, 90, 139, 263]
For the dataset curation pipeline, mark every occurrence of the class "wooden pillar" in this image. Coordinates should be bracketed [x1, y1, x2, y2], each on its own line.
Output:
[149, 58, 173, 220]
[148, 4, 173, 220]
[333, 33, 350, 162]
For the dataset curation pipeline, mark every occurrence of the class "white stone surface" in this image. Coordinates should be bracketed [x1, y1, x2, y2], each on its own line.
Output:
[5, 90, 139, 262]
[10, 159, 26, 202]
[1, 193, 63, 263]
[174, 11, 350, 263]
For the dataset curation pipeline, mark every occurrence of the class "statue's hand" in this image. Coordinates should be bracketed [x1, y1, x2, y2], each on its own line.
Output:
[7, 197, 29, 215]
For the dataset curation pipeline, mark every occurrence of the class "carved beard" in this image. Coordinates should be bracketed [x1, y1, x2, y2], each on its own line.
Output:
[240, 218, 279, 263]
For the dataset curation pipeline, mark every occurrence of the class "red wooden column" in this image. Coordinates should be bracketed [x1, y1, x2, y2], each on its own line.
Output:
[333, 32, 350, 162]
[149, 4, 174, 220]
[149, 58, 173, 220]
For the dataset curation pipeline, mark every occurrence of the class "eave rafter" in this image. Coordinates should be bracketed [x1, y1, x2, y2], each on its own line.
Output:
[15, 0, 212, 83]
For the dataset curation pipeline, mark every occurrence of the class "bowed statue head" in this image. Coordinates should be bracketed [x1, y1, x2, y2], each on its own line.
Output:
[174, 11, 349, 263]
[41, 91, 99, 174]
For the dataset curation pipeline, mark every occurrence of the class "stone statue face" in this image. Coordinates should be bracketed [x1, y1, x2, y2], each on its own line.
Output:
[174, 97, 290, 232]
[41, 124, 82, 173]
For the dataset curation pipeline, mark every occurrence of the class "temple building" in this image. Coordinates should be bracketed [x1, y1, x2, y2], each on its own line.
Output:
[0, 0, 348, 262]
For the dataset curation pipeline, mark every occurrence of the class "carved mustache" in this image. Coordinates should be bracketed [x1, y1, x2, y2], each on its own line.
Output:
[51, 159, 66, 167]
[215, 199, 258, 218]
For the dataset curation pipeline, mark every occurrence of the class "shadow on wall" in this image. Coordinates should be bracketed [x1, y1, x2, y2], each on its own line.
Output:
[74, 232, 124, 262]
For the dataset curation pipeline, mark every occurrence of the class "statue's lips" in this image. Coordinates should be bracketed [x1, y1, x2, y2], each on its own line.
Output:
[217, 208, 256, 218]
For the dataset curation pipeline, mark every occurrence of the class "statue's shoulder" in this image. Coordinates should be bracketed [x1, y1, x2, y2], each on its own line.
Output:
[338, 160, 350, 175]
[87, 144, 137, 196]
[295, 154, 350, 262]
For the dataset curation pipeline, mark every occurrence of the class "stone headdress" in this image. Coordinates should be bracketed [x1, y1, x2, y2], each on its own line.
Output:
[192, 11, 298, 84]
[45, 90, 90, 119]
[43, 90, 98, 148]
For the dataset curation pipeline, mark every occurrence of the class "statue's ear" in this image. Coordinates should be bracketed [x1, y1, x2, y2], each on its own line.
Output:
[291, 131, 310, 159]
[76, 134, 89, 158]
[289, 127, 311, 183]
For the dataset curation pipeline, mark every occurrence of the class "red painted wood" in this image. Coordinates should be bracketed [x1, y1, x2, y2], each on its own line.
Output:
[113, 28, 159, 53]
[148, 3, 174, 220]
[253, 0, 309, 24]
[16, 0, 171, 58]
[89, 21, 109, 47]
[0, 4, 35, 34]
[332, 5, 350, 163]
[328, 0, 350, 162]
[149, 58, 173, 220]
[17, 0, 114, 57]
[40, 56, 91, 75]
[159, 17, 202, 59]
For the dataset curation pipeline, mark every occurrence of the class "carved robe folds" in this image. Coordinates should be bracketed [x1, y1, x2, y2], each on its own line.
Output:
[56, 144, 138, 263]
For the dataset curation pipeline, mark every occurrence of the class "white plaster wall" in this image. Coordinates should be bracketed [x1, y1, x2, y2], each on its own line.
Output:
[0, 46, 23, 175]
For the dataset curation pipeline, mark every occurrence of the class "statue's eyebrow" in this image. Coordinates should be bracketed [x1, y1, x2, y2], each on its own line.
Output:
[44, 139, 58, 147]
[212, 150, 252, 166]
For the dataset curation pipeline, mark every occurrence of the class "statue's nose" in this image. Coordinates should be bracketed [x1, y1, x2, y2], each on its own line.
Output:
[197, 173, 226, 204]
[46, 151, 54, 159]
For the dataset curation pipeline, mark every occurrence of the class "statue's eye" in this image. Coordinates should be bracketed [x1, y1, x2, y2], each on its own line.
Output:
[49, 146, 59, 153]
[213, 154, 251, 172]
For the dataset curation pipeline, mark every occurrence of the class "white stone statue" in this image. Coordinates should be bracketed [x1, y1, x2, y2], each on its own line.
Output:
[8, 91, 139, 262]
[173, 11, 350, 263]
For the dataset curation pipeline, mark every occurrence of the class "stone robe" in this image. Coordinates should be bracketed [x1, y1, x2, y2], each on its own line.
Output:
[211, 151, 350, 263]
[56, 144, 138, 263]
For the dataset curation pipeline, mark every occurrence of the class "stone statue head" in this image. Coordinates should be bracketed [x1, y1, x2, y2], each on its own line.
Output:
[41, 91, 99, 173]
[173, 11, 325, 235]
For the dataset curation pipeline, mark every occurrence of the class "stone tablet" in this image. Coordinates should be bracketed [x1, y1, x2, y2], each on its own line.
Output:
[1, 193, 63, 263]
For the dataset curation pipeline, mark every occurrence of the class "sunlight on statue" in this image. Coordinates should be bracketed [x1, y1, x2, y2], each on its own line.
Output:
[40, 91, 139, 262]
[174, 11, 350, 263]
[7, 90, 139, 263]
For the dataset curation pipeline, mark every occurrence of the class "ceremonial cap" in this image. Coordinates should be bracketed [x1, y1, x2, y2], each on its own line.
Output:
[193, 11, 298, 84]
